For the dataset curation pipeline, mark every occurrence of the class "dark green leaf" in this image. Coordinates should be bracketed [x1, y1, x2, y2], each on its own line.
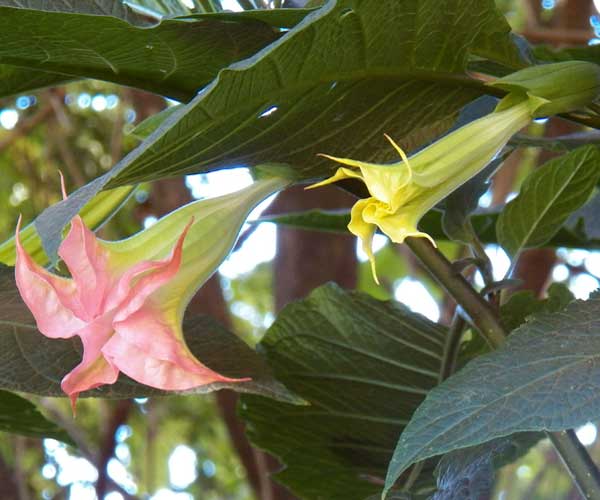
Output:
[0, 6, 281, 100]
[130, 105, 182, 141]
[178, 8, 315, 28]
[0, 265, 297, 403]
[385, 294, 600, 495]
[500, 283, 573, 333]
[241, 283, 446, 500]
[533, 43, 600, 66]
[442, 150, 511, 243]
[257, 208, 351, 233]
[497, 146, 600, 257]
[36, 0, 517, 258]
[0, 390, 72, 443]
[432, 433, 541, 500]
[0, 0, 151, 24]
[0, 64, 71, 100]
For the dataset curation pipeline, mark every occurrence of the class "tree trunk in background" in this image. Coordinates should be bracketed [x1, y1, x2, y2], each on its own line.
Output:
[0, 455, 20, 500]
[272, 185, 358, 311]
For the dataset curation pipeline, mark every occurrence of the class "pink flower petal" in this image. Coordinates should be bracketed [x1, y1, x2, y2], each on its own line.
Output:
[103, 332, 248, 391]
[14, 216, 86, 338]
[58, 216, 111, 320]
[109, 219, 192, 320]
[60, 313, 119, 408]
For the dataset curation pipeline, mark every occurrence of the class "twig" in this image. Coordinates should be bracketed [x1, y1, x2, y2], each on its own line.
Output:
[549, 430, 600, 500]
[405, 238, 505, 348]
[439, 315, 467, 383]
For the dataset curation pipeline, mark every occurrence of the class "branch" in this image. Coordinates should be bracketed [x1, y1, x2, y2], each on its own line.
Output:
[405, 238, 505, 348]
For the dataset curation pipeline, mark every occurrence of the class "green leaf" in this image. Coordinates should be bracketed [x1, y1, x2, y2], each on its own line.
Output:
[130, 106, 182, 141]
[0, 0, 151, 24]
[0, 6, 281, 100]
[568, 190, 600, 240]
[0, 185, 136, 267]
[178, 8, 316, 29]
[0, 64, 71, 100]
[500, 283, 574, 333]
[497, 146, 600, 257]
[533, 43, 600, 66]
[257, 208, 352, 233]
[0, 265, 297, 403]
[240, 283, 446, 500]
[0, 390, 72, 443]
[432, 433, 541, 500]
[384, 293, 600, 495]
[36, 0, 518, 258]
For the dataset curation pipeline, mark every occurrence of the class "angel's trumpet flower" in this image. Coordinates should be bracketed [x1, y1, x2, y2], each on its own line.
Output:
[309, 61, 600, 282]
[15, 177, 287, 408]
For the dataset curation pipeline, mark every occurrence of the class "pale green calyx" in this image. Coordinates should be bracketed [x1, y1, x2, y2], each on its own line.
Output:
[489, 61, 600, 117]
[104, 176, 289, 319]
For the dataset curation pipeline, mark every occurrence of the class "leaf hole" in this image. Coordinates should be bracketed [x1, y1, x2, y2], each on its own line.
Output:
[258, 106, 279, 118]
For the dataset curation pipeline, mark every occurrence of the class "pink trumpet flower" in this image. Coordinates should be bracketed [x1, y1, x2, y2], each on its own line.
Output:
[14, 176, 288, 410]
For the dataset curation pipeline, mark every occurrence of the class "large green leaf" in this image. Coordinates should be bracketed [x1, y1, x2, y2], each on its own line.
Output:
[496, 146, 600, 257]
[0, 390, 72, 444]
[0, 6, 281, 101]
[0, 0, 150, 23]
[241, 283, 446, 500]
[0, 265, 296, 403]
[0, 64, 71, 99]
[384, 294, 600, 495]
[36, 0, 519, 258]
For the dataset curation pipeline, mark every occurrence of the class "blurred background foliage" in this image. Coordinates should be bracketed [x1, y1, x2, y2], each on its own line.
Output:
[2, 1, 600, 499]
